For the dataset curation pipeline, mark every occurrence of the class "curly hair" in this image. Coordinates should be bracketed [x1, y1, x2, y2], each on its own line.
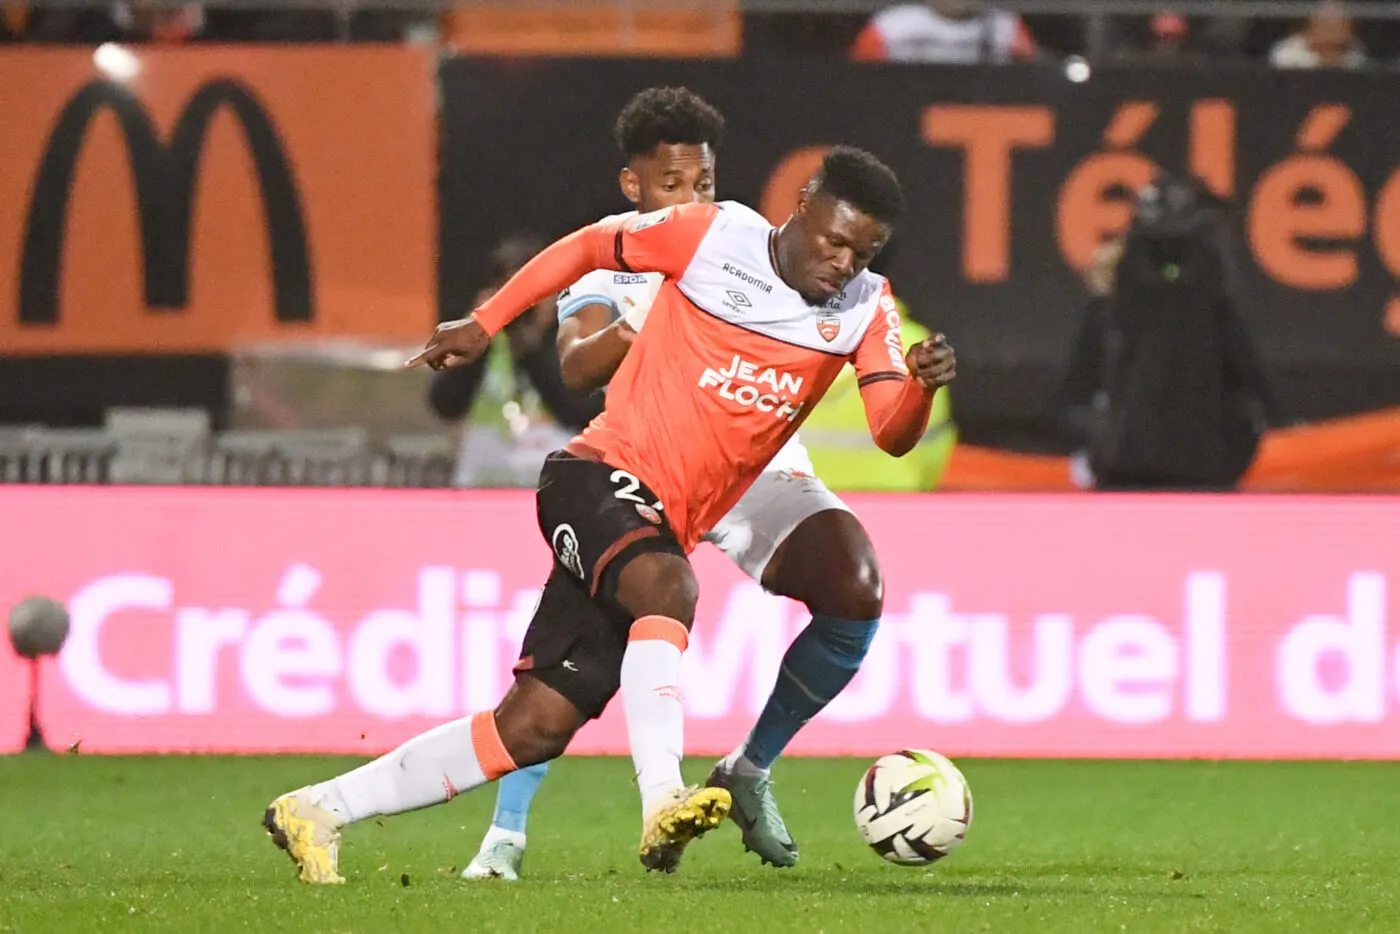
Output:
[614, 86, 725, 161]
[812, 146, 904, 225]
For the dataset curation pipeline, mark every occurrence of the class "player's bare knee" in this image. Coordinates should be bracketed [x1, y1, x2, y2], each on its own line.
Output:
[837, 550, 884, 620]
[614, 552, 698, 627]
[524, 719, 575, 765]
[496, 710, 576, 767]
[494, 678, 584, 766]
[775, 511, 884, 620]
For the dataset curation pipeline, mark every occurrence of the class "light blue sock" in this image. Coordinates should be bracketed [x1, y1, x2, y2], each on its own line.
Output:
[742, 614, 879, 770]
[491, 761, 549, 834]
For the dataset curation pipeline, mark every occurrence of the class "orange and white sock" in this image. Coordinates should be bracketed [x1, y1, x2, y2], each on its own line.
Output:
[309, 711, 517, 824]
[620, 615, 690, 815]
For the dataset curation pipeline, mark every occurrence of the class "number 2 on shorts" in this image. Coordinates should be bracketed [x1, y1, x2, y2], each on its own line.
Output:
[610, 469, 663, 511]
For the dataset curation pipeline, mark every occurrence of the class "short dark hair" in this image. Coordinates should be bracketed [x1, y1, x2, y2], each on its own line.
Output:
[812, 146, 904, 226]
[614, 86, 725, 162]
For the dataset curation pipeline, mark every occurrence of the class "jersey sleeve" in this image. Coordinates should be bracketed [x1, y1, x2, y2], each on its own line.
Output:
[557, 270, 619, 323]
[852, 282, 936, 456]
[852, 282, 912, 385]
[612, 202, 718, 280]
[473, 203, 717, 337]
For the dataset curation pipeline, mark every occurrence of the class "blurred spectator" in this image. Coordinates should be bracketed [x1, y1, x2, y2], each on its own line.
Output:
[851, 1, 1036, 64]
[0, 2, 82, 41]
[1270, 0, 1368, 69]
[0, 2, 428, 43]
[1107, 10, 1246, 64]
[1142, 12, 1191, 61]
[1058, 239, 1121, 474]
[430, 234, 604, 487]
[3, 1, 205, 43]
[428, 234, 603, 436]
[111, 2, 207, 42]
[0, 1, 208, 43]
[1058, 175, 1274, 492]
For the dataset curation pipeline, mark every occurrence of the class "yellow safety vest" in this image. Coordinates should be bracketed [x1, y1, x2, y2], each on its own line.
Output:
[801, 301, 956, 491]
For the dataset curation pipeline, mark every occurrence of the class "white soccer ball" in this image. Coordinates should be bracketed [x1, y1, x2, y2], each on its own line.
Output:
[6, 595, 71, 659]
[853, 749, 973, 866]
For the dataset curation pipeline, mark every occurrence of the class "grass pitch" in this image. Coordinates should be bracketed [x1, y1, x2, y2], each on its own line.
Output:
[0, 755, 1397, 933]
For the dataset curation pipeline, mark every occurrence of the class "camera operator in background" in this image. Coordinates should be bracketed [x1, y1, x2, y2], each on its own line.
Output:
[1058, 173, 1275, 492]
[429, 234, 604, 486]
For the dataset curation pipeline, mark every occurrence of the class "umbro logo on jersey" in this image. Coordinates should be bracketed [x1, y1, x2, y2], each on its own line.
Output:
[816, 314, 841, 342]
[726, 290, 752, 308]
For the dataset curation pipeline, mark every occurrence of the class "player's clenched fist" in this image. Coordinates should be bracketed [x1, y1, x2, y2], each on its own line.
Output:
[405, 316, 492, 371]
[906, 334, 956, 391]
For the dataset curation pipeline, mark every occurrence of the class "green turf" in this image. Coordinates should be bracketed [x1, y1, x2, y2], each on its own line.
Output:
[0, 755, 1397, 933]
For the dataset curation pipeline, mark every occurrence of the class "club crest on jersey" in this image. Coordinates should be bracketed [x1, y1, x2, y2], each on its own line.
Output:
[627, 207, 673, 233]
[634, 503, 663, 526]
[816, 314, 841, 342]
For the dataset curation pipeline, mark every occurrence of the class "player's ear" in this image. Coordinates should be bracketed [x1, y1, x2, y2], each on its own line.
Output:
[794, 182, 813, 217]
[619, 167, 641, 207]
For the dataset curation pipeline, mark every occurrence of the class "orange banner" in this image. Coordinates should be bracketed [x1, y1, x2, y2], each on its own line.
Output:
[939, 407, 1400, 493]
[0, 46, 434, 354]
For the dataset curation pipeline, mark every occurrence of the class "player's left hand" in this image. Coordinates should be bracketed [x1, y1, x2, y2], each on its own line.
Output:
[405, 315, 492, 371]
[907, 334, 956, 391]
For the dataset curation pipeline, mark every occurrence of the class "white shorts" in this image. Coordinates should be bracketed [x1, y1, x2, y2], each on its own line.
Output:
[700, 436, 851, 583]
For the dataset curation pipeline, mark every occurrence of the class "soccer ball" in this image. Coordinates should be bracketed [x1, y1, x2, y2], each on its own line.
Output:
[6, 595, 71, 659]
[853, 749, 973, 866]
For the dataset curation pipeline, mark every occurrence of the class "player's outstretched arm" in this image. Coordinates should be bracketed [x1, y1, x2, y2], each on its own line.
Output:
[479, 202, 711, 339]
[406, 222, 628, 371]
[407, 316, 493, 371]
[410, 205, 714, 372]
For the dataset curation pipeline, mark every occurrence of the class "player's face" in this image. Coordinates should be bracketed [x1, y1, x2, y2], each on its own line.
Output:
[622, 143, 717, 214]
[790, 192, 891, 304]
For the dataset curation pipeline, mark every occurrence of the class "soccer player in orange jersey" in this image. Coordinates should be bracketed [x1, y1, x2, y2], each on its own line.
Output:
[464, 90, 951, 881]
[262, 146, 954, 884]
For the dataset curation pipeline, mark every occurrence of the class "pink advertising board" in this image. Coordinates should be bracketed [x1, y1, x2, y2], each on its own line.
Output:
[1, 487, 1396, 759]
